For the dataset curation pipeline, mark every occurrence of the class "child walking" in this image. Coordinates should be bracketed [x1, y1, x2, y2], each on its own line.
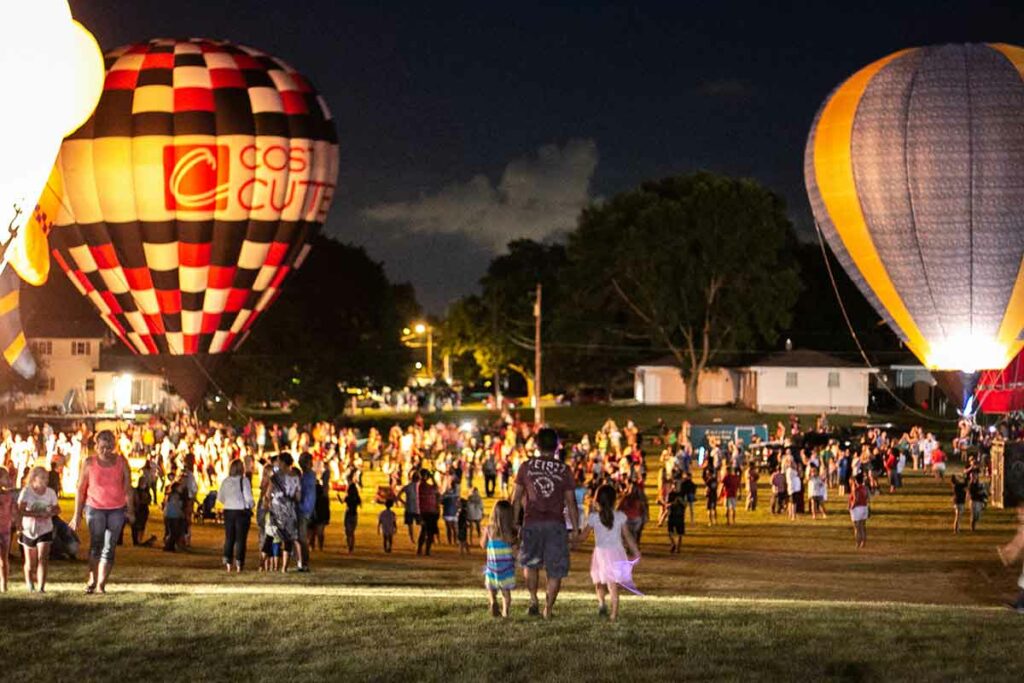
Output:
[745, 462, 759, 511]
[162, 481, 186, 552]
[849, 472, 869, 549]
[481, 500, 516, 618]
[0, 469, 14, 592]
[457, 498, 470, 555]
[18, 466, 60, 592]
[658, 479, 686, 554]
[703, 465, 718, 526]
[584, 484, 641, 621]
[378, 499, 397, 553]
[344, 483, 361, 554]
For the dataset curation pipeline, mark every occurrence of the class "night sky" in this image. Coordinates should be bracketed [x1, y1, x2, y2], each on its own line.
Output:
[69, 1, 1024, 312]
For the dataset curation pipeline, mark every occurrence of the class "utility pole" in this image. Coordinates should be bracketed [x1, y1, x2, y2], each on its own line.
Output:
[534, 282, 542, 426]
[426, 326, 433, 378]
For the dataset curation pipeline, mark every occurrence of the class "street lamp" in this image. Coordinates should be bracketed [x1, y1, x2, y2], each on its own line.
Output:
[403, 322, 433, 379]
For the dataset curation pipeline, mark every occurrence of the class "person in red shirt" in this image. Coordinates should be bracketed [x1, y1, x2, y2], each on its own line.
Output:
[848, 472, 870, 549]
[719, 468, 742, 525]
[884, 451, 898, 493]
[416, 470, 440, 556]
[931, 448, 947, 480]
[511, 428, 579, 619]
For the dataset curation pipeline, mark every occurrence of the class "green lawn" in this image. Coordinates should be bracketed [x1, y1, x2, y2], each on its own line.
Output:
[2, 590, 1022, 682]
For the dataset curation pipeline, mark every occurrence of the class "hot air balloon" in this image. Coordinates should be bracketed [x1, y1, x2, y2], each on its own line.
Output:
[805, 43, 1024, 411]
[49, 38, 340, 404]
[0, 1, 104, 380]
[977, 349, 1024, 414]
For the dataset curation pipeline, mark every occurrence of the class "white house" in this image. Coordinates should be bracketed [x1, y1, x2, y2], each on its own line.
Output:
[16, 313, 184, 415]
[738, 349, 876, 416]
[634, 356, 738, 405]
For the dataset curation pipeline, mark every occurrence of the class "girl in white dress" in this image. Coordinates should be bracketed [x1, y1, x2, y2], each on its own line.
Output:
[583, 484, 641, 621]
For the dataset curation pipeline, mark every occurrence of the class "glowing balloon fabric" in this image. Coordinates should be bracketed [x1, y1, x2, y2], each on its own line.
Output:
[805, 43, 1024, 374]
[0, 2, 104, 379]
[50, 39, 339, 365]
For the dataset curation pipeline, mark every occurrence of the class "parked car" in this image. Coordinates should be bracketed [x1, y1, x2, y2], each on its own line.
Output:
[565, 386, 610, 405]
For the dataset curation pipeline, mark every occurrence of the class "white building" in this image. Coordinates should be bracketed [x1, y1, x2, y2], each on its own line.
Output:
[15, 314, 184, 415]
[738, 349, 876, 416]
[634, 356, 738, 406]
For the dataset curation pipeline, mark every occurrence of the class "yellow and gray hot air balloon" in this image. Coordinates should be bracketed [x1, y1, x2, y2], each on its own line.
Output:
[805, 43, 1024, 408]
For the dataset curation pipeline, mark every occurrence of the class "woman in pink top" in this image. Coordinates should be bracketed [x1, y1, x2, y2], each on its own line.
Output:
[70, 430, 134, 594]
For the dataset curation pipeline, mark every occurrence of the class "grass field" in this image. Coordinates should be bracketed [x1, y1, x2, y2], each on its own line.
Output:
[3, 590, 1023, 682]
[4, 409, 1023, 680]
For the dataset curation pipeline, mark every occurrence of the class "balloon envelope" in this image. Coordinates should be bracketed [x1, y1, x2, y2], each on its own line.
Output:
[49, 38, 340, 404]
[805, 43, 1024, 375]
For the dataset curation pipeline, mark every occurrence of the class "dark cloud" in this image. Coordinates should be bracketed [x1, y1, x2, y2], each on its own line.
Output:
[328, 219, 496, 314]
[362, 139, 598, 252]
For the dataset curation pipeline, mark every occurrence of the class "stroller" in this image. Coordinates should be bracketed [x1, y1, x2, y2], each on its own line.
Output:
[194, 491, 222, 524]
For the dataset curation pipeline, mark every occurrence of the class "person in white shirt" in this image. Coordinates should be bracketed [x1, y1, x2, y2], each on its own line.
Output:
[921, 434, 937, 468]
[806, 467, 828, 520]
[218, 459, 255, 572]
[18, 466, 59, 592]
[785, 456, 803, 521]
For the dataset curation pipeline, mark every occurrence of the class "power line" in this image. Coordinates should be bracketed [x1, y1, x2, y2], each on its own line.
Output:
[814, 220, 956, 424]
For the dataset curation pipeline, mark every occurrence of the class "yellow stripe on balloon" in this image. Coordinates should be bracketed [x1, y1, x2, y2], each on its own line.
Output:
[8, 164, 63, 286]
[812, 48, 931, 363]
[3, 332, 26, 366]
[989, 43, 1024, 363]
[989, 43, 1024, 78]
[0, 287, 18, 316]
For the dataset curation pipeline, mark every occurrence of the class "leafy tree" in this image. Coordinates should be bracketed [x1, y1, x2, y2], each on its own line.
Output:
[561, 172, 800, 408]
[440, 239, 565, 398]
[216, 235, 414, 417]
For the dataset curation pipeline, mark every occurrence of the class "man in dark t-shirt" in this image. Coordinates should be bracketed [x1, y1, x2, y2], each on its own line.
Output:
[511, 428, 579, 618]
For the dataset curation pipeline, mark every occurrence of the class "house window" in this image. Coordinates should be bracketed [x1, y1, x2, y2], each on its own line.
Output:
[785, 371, 798, 388]
[31, 340, 52, 356]
[85, 378, 95, 391]
[36, 377, 55, 392]
[828, 371, 840, 388]
[71, 340, 91, 356]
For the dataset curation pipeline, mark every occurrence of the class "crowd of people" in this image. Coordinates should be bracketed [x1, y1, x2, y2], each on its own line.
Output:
[0, 409, 1021, 614]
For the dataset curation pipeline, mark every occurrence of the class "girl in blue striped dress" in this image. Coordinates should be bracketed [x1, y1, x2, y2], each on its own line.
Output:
[481, 499, 516, 618]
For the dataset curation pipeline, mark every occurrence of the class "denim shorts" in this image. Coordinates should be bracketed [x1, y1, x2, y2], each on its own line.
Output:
[85, 506, 127, 563]
[519, 521, 570, 579]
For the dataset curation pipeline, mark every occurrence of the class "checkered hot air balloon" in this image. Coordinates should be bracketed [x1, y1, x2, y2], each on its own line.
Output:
[49, 38, 339, 404]
[805, 43, 1024, 409]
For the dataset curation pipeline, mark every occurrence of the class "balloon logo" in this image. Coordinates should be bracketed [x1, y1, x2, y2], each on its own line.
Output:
[805, 44, 1024, 385]
[48, 38, 340, 403]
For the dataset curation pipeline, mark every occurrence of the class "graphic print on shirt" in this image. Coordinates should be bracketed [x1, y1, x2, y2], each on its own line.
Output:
[534, 475, 555, 499]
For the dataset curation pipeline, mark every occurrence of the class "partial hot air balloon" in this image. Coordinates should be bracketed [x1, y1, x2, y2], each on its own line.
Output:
[977, 349, 1024, 414]
[805, 43, 1024, 411]
[0, 1, 104, 380]
[49, 38, 340, 404]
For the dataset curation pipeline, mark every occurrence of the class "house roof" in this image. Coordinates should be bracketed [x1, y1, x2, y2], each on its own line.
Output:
[635, 351, 772, 370]
[748, 349, 867, 369]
